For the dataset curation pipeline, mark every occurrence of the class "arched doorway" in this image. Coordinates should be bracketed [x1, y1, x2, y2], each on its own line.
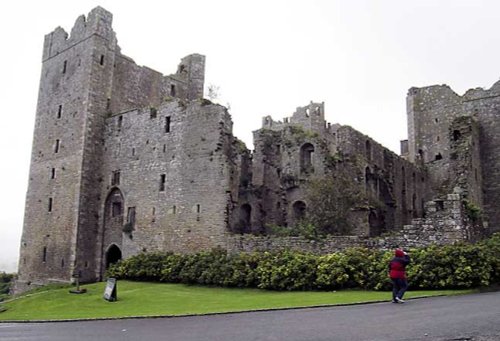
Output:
[292, 200, 307, 221]
[105, 244, 122, 269]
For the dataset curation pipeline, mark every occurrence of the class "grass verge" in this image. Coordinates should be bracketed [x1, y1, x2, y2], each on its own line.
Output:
[0, 281, 474, 321]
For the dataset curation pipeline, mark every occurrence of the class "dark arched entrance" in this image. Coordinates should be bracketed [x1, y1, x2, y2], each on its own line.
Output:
[106, 244, 122, 269]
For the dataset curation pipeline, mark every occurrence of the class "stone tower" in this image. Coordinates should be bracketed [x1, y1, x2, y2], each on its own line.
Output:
[17, 7, 117, 290]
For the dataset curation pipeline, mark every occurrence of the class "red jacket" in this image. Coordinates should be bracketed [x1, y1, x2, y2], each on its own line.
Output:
[389, 249, 410, 279]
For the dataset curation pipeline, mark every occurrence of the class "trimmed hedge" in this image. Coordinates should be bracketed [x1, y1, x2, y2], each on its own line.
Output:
[107, 234, 500, 291]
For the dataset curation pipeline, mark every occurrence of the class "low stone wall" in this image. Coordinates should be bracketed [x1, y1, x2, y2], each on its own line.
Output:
[226, 195, 484, 253]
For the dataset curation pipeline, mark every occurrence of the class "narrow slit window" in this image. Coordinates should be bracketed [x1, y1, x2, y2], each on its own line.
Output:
[165, 116, 171, 133]
[51, 168, 56, 179]
[160, 174, 166, 191]
[43, 247, 47, 262]
[112, 170, 120, 186]
[55, 139, 60, 153]
[57, 105, 62, 118]
[170, 84, 176, 97]
[62, 60, 67, 74]
[118, 115, 123, 130]
[172, 205, 176, 214]
[100, 55, 105, 66]
[48, 197, 53, 212]
[196, 204, 201, 213]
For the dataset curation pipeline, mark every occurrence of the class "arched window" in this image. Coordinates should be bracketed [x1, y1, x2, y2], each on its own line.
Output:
[300, 143, 315, 174]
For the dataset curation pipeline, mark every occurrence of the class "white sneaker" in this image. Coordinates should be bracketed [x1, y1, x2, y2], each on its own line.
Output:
[395, 297, 405, 303]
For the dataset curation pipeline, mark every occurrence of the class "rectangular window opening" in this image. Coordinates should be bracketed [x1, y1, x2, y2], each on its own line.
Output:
[51, 168, 56, 179]
[196, 204, 201, 213]
[48, 197, 53, 212]
[170, 84, 176, 97]
[62, 60, 67, 74]
[172, 205, 176, 214]
[57, 105, 62, 119]
[150, 107, 157, 119]
[42, 247, 47, 262]
[100, 55, 105, 66]
[118, 115, 123, 130]
[55, 139, 60, 153]
[112, 170, 121, 186]
[165, 116, 171, 133]
[127, 207, 136, 226]
[160, 174, 166, 191]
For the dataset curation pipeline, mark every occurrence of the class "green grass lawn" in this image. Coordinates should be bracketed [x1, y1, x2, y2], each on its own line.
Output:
[0, 281, 474, 321]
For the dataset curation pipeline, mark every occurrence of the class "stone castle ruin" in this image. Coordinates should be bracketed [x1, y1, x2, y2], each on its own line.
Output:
[15, 7, 497, 291]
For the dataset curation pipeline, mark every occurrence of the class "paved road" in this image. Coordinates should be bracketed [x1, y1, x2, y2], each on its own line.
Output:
[1, 292, 499, 341]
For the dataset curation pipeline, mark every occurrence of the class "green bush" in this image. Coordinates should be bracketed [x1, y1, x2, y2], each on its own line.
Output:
[106, 233, 500, 291]
[256, 251, 317, 290]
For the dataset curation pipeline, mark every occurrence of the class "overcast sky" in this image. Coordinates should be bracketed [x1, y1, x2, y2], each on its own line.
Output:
[1, 0, 500, 272]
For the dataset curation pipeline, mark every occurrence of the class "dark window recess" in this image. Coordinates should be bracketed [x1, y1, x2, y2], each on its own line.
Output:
[100, 55, 105, 66]
[106, 98, 111, 112]
[43, 247, 47, 262]
[132, 148, 135, 156]
[165, 116, 171, 133]
[365, 140, 372, 161]
[112, 170, 120, 186]
[163, 144, 166, 153]
[55, 139, 60, 153]
[51, 168, 56, 179]
[453, 130, 461, 141]
[196, 204, 201, 213]
[127, 207, 136, 226]
[57, 105, 62, 118]
[435, 200, 444, 211]
[170, 84, 176, 97]
[48, 197, 53, 212]
[112, 202, 122, 217]
[62, 60, 67, 74]
[150, 107, 157, 118]
[118, 115, 123, 130]
[172, 205, 176, 214]
[61, 258, 65, 268]
[160, 174, 166, 191]
[435, 153, 443, 161]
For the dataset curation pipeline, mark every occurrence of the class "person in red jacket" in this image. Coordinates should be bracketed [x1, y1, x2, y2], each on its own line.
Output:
[389, 248, 410, 303]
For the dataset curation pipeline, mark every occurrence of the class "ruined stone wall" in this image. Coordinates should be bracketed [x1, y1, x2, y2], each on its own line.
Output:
[407, 82, 500, 231]
[99, 99, 237, 275]
[336, 125, 429, 232]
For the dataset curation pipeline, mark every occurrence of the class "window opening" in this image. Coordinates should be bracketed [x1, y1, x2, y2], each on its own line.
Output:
[165, 116, 171, 133]
[112, 202, 122, 217]
[43, 247, 47, 262]
[170, 84, 176, 97]
[57, 105, 62, 118]
[48, 197, 53, 212]
[160, 174, 166, 191]
[100, 55, 105, 66]
[51, 168, 56, 179]
[112, 170, 120, 186]
[62, 60, 67, 74]
[127, 207, 136, 226]
[55, 139, 60, 153]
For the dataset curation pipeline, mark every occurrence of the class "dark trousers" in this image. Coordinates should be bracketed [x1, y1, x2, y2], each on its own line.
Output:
[392, 278, 408, 300]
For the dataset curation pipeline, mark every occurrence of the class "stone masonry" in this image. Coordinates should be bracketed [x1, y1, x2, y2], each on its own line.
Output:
[15, 7, 493, 292]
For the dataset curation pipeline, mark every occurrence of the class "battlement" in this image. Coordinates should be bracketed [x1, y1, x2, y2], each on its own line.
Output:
[261, 101, 337, 135]
[42, 6, 116, 61]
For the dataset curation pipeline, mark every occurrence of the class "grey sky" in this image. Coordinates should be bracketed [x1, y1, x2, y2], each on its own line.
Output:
[1, 0, 499, 272]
